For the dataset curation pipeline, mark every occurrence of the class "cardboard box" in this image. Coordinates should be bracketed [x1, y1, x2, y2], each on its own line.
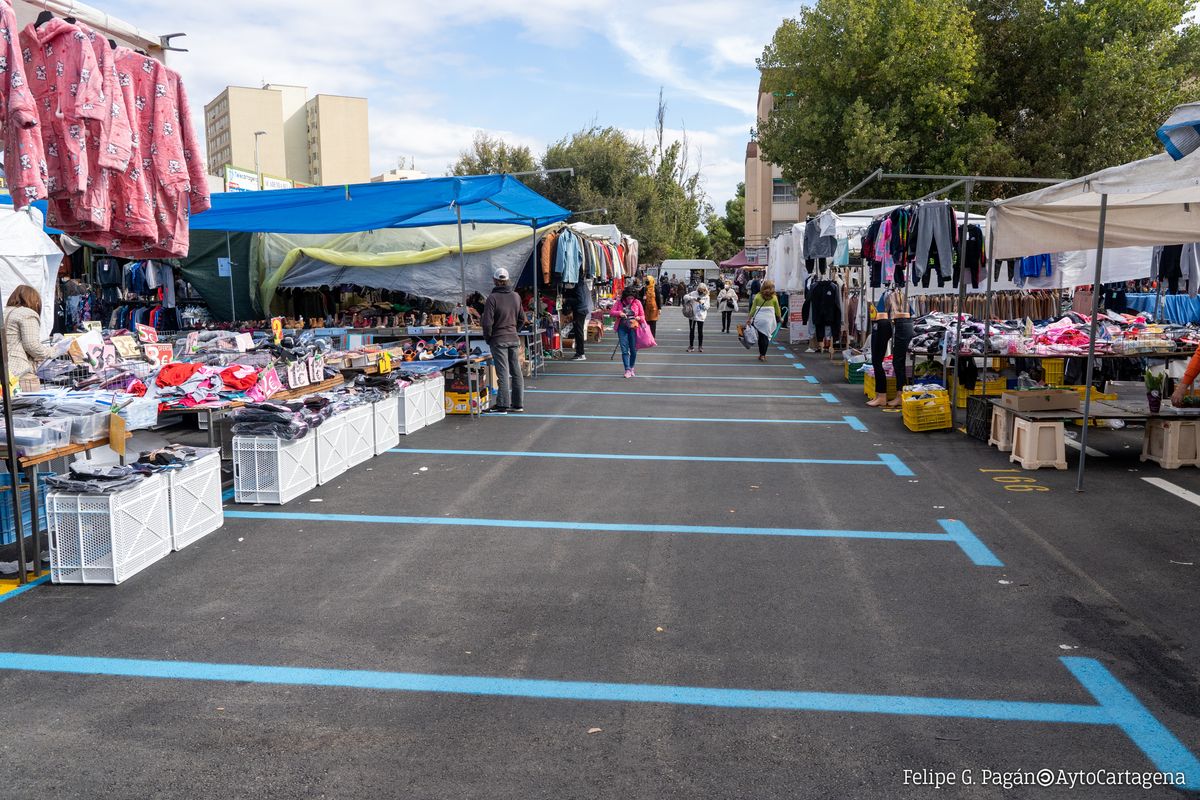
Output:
[1000, 389, 1080, 412]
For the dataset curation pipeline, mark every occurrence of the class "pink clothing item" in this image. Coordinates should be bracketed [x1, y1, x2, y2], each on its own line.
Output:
[20, 18, 107, 198]
[608, 298, 646, 329]
[0, 0, 47, 207]
[877, 218, 895, 283]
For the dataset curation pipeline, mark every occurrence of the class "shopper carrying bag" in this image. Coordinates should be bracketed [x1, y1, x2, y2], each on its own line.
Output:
[747, 280, 782, 362]
[683, 284, 710, 352]
[608, 286, 647, 378]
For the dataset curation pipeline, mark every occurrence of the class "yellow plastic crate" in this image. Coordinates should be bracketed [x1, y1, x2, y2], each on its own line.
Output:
[954, 379, 1009, 408]
[902, 390, 952, 432]
[1043, 358, 1065, 386]
[864, 373, 898, 399]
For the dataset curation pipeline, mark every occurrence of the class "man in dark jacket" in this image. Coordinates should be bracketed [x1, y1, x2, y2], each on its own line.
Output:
[481, 268, 527, 414]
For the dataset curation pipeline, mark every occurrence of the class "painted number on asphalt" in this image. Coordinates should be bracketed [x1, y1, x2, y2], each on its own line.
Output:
[979, 468, 1050, 492]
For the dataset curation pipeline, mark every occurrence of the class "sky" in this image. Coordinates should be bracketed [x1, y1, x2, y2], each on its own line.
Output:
[99, 0, 800, 212]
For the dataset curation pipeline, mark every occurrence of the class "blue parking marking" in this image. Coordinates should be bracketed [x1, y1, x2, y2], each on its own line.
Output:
[784, 353, 795, 359]
[388, 448, 909, 473]
[0, 653, 1189, 785]
[527, 389, 837, 403]
[539, 373, 820, 383]
[224, 511, 996, 566]
[0, 574, 50, 605]
[492, 413, 862, 427]
[555, 361, 805, 369]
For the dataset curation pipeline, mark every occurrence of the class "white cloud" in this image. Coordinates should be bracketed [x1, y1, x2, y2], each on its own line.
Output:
[115, 0, 785, 202]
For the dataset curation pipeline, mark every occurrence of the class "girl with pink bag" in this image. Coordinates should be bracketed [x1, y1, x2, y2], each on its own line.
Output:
[609, 286, 650, 378]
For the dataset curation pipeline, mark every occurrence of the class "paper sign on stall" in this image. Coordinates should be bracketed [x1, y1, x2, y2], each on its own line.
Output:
[286, 361, 309, 389]
[257, 366, 283, 398]
[82, 320, 102, 334]
[186, 331, 199, 354]
[307, 355, 325, 383]
[789, 310, 804, 344]
[108, 413, 126, 457]
[234, 333, 254, 352]
[136, 324, 158, 343]
[271, 317, 284, 345]
[377, 352, 392, 374]
[69, 329, 105, 367]
[111, 335, 141, 359]
[144, 343, 174, 367]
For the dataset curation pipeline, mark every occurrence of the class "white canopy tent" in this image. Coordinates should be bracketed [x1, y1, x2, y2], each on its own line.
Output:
[990, 149, 1200, 261]
[0, 204, 63, 340]
[988, 141, 1200, 490]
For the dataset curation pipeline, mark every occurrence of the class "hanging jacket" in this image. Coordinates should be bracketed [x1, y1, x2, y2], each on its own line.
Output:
[0, 2, 48, 207]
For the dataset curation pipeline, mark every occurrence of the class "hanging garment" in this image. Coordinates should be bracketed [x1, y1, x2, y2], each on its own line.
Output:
[912, 201, 955, 282]
[0, 0, 48, 206]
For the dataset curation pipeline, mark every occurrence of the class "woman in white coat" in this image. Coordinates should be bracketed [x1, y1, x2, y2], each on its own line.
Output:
[716, 281, 739, 333]
[684, 283, 710, 352]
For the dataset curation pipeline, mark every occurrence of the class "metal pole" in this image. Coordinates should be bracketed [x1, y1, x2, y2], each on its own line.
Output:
[1075, 193, 1108, 493]
[950, 181, 973, 426]
[454, 205, 477, 418]
[530, 220, 541, 377]
[820, 168, 883, 213]
[983, 220, 996, 397]
[0, 305, 30, 584]
[225, 231, 236, 322]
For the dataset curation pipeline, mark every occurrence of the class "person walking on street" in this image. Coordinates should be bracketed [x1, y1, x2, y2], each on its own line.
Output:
[747, 279, 782, 362]
[717, 281, 738, 333]
[644, 275, 663, 336]
[564, 279, 591, 361]
[609, 286, 646, 378]
[684, 283, 710, 352]
[480, 268, 527, 414]
[748, 275, 762, 304]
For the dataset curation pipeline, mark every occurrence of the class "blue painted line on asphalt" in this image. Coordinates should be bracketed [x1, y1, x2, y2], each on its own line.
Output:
[784, 353, 795, 359]
[538, 373, 821, 384]
[877, 453, 915, 477]
[556, 361, 805, 369]
[1062, 657, 1200, 787]
[388, 448, 908, 472]
[224, 510, 995, 565]
[494, 413, 862, 427]
[937, 520, 1003, 567]
[0, 574, 50, 605]
[0, 652, 1190, 781]
[221, 488, 235, 502]
[527, 389, 837, 402]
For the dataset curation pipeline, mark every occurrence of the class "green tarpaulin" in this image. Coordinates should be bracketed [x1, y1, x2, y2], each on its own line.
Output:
[180, 231, 257, 322]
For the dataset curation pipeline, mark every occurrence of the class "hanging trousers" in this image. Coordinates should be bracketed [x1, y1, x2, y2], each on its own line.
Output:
[913, 203, 954, 282]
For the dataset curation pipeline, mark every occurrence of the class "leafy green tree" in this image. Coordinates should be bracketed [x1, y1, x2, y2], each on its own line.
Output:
[723, 182, 745, 245]
[450, 131, 537, 177]
[756, 0, 1198, 204]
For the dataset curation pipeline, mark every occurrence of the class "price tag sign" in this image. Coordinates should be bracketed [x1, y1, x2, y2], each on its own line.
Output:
[82, 320, 102, 333]
[287, 360, 309, 389]
[186, 331, 199, 354]
[136, 324, 158, 343]
[234, 332, 254, 352]
[271, 317, 284, 345]
[144, 343, 174, 367]
[217, 257, 232, 278]
[307, 355, 325, 383]
[111, 335, 140, 359]
[377, 351, 392, 374]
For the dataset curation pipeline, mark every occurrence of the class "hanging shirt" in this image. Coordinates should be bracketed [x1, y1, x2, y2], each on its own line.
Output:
[554, 230, 583, 283]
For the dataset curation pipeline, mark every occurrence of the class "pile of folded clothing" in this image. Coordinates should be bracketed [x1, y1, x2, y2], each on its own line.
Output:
[46, 463, 146, 494]
[137, 444, 215, 470]
[231, 403, 312, 440]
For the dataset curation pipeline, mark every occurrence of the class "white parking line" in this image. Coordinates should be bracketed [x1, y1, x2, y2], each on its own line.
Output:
[1142, 477, 1200, 508]
[1064, 439, 1107, 458]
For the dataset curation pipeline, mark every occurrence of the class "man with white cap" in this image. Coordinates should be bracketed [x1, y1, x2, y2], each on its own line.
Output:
[480, 266, 527, 414]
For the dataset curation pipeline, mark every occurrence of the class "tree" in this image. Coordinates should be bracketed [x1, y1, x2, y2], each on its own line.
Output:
[450, 131, 537, 177]
[756, 0, 1199, 204]
[723, 182, 745, 246]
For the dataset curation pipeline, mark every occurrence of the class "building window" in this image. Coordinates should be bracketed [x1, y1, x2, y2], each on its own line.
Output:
[772, 182, 797, 203]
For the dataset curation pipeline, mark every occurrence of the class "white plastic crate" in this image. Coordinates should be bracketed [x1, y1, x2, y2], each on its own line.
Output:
[233, 434, 318, 504]
[168, 452, 224, 551]
[344, 405, 375, 468]
[49, 473, 172, 585]
[316, 414, 350, 484]
[373, 398, 400, 455]
[422, 374, 446, 426]
[399, 382, 426, 435]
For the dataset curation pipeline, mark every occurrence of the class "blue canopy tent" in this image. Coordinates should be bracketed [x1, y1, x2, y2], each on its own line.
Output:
[190, 174, 570, 233]
[192, 173, 571, 416]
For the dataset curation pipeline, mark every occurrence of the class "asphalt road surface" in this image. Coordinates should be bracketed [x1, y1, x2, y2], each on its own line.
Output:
[0, 307, 1197, 798]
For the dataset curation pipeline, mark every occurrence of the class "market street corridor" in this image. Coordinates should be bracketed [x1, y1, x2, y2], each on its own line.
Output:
[0, 306, 1197, 799]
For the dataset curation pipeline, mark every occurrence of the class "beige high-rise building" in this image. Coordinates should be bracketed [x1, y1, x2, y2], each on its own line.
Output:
[744, 87, 817, 253]
[204, 86, 370, 187]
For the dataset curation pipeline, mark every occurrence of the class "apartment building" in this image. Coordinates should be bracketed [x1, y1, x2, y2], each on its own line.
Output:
[744, 87, 818, 252]
[204, 85, 370, 188]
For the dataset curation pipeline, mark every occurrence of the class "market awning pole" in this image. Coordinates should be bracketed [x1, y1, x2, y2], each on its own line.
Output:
[455, 204, 477, 419]
[1076, 193, 1108, 493]
[0, 305, 30, 584]
[530, 220, 541, 377]
[225, 231, 236, 322]
[950, 180, 974, 424]
[982, 217, 996, 401]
